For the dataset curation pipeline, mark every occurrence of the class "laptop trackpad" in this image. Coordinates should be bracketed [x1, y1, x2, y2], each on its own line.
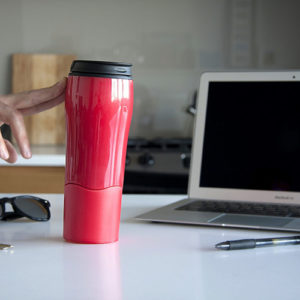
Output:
[209, 214, 291, 227]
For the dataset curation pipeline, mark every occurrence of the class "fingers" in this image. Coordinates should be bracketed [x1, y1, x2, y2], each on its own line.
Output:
[0, 132, 18, 163]
[0, 135, 27, 164]
[9, 111, 31, 159]
[0, 102, 31, 159]
[0, 78, 67, 162]
[3, 139, 18, 163]
[4, 78, 67, 110]
[0, 130, 9, 160]
[19, 90, 65, 116]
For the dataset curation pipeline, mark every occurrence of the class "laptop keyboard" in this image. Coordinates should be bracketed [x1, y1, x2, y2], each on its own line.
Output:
[176, 200, 300, 218]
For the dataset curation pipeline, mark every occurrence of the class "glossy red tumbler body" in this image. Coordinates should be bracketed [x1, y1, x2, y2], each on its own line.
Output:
[64, 61, 133, 243]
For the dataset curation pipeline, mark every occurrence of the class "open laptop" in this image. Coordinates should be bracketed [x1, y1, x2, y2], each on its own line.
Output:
[136, 71, 300, 232]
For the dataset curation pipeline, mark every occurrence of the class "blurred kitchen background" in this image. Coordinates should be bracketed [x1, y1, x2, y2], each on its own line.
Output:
[1, 0, 300, 194]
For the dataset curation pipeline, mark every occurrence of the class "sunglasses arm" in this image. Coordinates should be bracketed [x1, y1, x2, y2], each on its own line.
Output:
[1, 212, 24, 221]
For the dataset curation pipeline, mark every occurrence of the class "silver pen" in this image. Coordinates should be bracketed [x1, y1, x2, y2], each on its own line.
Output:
[215, 235, 300, 250]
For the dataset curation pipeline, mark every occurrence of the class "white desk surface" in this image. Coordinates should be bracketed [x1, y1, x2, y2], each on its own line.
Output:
[1, 193, 300, 300]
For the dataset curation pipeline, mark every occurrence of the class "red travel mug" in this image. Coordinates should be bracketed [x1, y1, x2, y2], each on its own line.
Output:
[64, 60, 133, 243]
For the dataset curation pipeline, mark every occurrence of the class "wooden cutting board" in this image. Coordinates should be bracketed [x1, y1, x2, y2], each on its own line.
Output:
[12, 54, 76, 145]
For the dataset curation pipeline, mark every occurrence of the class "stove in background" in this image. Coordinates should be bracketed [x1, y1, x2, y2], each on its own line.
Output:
[123, 138, 191, 194]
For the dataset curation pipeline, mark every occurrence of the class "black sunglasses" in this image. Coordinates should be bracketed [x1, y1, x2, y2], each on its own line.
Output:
[0, 195, 51, 221]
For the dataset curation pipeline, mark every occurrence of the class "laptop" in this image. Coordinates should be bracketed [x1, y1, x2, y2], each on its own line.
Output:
[136, 71, 300, 232]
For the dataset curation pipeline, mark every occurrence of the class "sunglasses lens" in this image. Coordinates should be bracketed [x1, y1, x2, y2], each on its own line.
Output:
[14, 197, 49, 220]
[0, 205, 2, 216]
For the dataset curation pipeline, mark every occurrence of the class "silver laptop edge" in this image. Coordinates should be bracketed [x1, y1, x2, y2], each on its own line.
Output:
[136, 71, 300, 232]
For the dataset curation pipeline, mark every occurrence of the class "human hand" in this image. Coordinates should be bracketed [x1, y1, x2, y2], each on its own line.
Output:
[0, 78, 67, 163]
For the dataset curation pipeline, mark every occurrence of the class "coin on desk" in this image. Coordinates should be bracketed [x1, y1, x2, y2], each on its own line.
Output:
[0, 244, 13, 250]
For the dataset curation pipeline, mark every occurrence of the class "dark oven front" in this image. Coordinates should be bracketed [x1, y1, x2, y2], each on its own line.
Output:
[123, 138, 191, 194]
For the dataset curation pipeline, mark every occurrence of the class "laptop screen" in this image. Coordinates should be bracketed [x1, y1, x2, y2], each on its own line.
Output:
[200, 81, 300, 192]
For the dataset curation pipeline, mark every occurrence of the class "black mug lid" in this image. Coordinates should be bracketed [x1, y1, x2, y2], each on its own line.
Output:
[69, 60, 132, 79]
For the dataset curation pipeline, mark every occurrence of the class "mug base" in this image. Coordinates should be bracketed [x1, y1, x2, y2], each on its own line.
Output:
[64, 184, 122, 244]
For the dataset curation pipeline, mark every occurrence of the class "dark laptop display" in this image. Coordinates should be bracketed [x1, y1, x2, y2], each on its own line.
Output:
[200, 82, 300, 192]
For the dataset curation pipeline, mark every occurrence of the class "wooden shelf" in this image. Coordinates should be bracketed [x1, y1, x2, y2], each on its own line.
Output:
[0, 166, 65, 193]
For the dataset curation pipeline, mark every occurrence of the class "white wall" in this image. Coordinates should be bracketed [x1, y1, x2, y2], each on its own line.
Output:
[0, 1, 22, 94]
[1, 0, 300, 138]
[255, 0, 300, 68]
